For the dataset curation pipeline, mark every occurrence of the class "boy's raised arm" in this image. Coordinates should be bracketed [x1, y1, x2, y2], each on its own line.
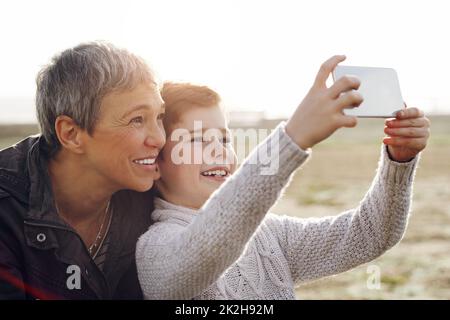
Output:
[270, 144, 420, 284]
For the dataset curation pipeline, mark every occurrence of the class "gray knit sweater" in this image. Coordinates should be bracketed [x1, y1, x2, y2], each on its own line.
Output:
[136, 123, 419, 299]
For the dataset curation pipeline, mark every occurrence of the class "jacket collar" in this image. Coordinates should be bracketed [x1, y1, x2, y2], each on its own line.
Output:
[26, 136, 63, 224]
[0, 135, 39, 204]
[0, 135, 74, 228]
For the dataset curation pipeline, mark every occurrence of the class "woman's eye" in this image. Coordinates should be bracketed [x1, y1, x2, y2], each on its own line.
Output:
[129, 116, 144, 125]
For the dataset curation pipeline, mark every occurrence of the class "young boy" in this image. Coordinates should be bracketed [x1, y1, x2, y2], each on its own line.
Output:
[136, 57, 429, 299]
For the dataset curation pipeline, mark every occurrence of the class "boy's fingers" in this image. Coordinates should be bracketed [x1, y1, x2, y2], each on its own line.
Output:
[337, 115, 358, 128]
[385, 117, 430, 128]
[395, 107, 424, 119]
[384, 126, 430, 138]
[334, 90, 363, 110]
[383, 136, 426, 149]
[328, 75, 361, 99]
[314, 55, 346, 88]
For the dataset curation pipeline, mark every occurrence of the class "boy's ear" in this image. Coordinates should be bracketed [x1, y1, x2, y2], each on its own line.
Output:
[54, 115, 86, 154]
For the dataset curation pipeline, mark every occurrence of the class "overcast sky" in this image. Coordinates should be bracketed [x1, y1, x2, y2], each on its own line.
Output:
[0, 0, 449, 122]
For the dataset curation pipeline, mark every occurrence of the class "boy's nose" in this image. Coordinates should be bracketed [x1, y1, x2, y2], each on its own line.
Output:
[209, 137, 234, 165]
[209, 137, 223, 155]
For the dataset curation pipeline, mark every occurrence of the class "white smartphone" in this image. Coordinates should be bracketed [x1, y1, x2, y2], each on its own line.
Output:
[332, 65, 405, 118]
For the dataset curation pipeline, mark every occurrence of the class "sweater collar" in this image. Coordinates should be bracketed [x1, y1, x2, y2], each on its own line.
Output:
[151, 197, 198, 225]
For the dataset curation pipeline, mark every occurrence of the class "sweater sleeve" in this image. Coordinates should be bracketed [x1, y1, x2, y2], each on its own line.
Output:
[270, 144, 420, 285]
[136, 122, 311, 299]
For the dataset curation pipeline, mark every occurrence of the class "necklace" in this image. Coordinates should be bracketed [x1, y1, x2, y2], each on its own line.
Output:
[88, 200, 111, 257]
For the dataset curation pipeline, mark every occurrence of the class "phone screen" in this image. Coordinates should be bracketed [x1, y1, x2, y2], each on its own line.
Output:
[332, 66, 405, 118]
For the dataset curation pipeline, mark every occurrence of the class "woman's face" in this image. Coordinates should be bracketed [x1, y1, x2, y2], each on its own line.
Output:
[81, 82, 166, 192]
[156, 106, 237, 209]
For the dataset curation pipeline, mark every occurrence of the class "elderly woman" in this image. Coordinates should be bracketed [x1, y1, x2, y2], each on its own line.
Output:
[0, 42, 165, 299]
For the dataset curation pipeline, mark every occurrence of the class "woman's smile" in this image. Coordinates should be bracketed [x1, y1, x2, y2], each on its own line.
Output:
[132, 156, 159, 172]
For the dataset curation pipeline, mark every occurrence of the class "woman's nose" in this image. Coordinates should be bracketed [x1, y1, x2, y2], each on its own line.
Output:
[144, 122, 166, 150]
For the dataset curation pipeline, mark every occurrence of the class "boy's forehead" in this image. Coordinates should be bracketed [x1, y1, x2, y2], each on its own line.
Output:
[174, 105, 228, 131]
[169, 124, 229, 136]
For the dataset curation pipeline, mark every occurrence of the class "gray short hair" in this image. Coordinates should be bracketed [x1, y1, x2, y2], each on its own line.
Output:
[36, 41, 156, 156]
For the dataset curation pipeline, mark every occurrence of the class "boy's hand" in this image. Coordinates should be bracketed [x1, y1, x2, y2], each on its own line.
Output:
[286, 55, 363, 150]
[383, 107, 430, 162]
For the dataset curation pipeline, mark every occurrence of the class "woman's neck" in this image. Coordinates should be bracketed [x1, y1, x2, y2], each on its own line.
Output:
[48, 150, 117, 226]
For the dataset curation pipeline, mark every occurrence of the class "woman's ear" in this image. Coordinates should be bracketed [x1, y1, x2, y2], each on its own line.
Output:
[54, 115, 85, 154]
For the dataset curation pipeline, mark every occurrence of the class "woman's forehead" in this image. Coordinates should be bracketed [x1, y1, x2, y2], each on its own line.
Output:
[100, 83, 164, 116]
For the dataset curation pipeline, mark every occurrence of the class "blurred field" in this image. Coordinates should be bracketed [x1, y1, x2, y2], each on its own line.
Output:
[1, 116, 449, 299]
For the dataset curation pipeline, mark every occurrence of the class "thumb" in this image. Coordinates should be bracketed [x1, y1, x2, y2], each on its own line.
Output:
[314, 55, 346, 88]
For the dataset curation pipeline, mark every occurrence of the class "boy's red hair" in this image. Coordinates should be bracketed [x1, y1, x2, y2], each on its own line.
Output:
[161, 82, 222, 130]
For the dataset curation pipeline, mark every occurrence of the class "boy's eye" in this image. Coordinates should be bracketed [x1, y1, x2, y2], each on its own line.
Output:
[190, 136, 232, 145]
[191, 136, 205, 143]
[157, 113, 165, 121]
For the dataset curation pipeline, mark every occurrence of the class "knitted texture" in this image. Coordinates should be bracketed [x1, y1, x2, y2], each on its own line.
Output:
[136, 124, 419, 299]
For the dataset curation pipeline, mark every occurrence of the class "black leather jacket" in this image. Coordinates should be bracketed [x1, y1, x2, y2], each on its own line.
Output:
[0, 135, 154, 299]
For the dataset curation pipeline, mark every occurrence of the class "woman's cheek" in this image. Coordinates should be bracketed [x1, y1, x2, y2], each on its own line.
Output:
[112, 126, 143, 146]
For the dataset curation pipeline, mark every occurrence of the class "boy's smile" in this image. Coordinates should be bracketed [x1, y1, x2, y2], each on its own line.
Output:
[200, 165, 231, 182]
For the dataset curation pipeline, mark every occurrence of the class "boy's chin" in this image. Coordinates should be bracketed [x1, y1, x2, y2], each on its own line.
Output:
[200, 188, 218, 201]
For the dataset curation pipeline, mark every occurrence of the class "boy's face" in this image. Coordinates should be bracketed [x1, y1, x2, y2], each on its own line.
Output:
[155, 105, 237, 209]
